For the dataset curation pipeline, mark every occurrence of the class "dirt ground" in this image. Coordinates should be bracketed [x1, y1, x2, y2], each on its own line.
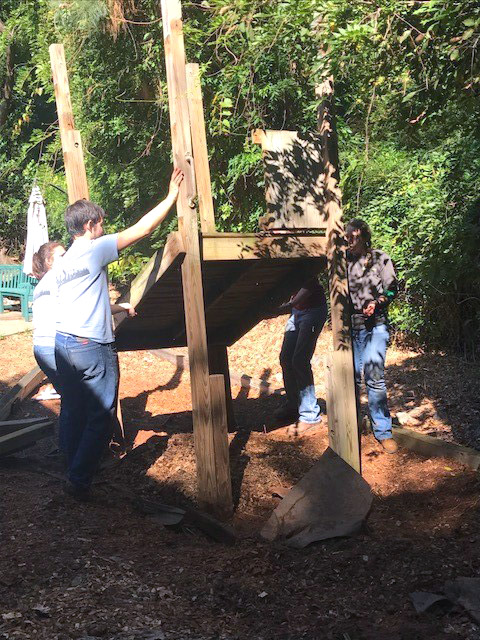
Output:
[1, 321, 480, 640]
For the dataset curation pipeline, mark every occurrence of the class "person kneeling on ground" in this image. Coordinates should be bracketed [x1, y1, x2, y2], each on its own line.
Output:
[275, 267, 328, 436]
[54, 167, 184, 500]
[346, 218, 398, 454]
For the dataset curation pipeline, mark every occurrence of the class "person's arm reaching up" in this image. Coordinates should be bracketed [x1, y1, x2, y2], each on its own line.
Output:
[117, 168, 184, 252]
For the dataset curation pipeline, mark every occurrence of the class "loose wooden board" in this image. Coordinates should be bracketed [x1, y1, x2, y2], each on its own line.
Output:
[0, 421, 54, 456]
[393, 427, 480, 470]
[0, 367, 46, 421]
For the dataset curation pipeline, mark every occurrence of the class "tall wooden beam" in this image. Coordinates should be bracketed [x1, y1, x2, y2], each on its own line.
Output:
[185, 64, 216, 233]
[49, 43, 124, 448]
[317, 77, 360, 473]
[185, 63, 234, 427]
[161, 0, 232, 515]
[49, 44, 89, 203]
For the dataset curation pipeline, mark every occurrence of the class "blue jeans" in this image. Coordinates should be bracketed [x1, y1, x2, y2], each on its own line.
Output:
[280, 306, 327, 424]
[55, 333, 119, 490]
[352, 323, 392, 440]
[33, 345, 69, 451]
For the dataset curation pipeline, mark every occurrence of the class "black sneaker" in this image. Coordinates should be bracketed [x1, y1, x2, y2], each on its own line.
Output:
[64, 481, 90, 502]
[273, 405, 299, 424]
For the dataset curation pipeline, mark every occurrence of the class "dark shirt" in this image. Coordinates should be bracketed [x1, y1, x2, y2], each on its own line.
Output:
[293, 276, 327, 311]
[347, 249, 397, 321]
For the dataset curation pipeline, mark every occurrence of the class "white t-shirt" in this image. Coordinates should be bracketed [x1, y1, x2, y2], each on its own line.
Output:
[32, 269, 58, 348]
[55, 233, 119, 343]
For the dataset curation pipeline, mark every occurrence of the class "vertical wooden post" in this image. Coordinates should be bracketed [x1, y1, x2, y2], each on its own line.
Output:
[209, 374, 233, 515]
[161, 0, 232, 514]
[49, 44, 89, 204]
[185, 62, 235, 428]
[317, 76, 360, 473]
[208, 345, 235, 430]
[49, 43, 125, 448]
[185, 63, 216, 233]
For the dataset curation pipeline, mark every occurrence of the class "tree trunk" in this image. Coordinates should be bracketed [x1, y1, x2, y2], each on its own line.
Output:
[0, 20, 14, 129]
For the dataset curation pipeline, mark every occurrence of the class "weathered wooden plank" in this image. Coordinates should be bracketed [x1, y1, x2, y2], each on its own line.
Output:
[252, 129, 328, 230]
[186, 63, 216, 233]
[392, 427, 480, 470]
[325, 353, 337, 453]
[0, 421, 54, 457]
[0, 367, 47, 421]
[214, 262, 319, 346]
[327, 350, 360, 472]
[201, 233, 327, 261]
[209, 374, 233, 517]
[0, 417, 52, 437]
[317, 76, 360, 473]
[208, 346, 235, 430]
[161, 0, 231, 512]
[49, 44, 89, 203]
[114, 231, 185, 332]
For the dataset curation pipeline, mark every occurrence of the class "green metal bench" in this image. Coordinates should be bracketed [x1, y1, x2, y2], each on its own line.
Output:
[0, 265, 38, 321]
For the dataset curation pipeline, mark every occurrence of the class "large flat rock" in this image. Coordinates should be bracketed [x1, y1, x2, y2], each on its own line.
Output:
[261, 447, 372, 548]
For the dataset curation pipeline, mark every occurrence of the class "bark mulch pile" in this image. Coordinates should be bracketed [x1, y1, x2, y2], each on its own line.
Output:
[1, 324, 480, 639]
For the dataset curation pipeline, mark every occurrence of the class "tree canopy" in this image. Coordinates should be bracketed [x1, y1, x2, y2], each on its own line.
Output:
[0, 0, 479, 350]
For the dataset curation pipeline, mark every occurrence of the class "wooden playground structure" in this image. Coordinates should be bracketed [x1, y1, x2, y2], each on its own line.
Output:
[48, 0, 360, 516]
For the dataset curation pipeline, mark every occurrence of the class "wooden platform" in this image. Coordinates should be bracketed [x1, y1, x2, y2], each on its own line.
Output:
[114, 230, 326, 351]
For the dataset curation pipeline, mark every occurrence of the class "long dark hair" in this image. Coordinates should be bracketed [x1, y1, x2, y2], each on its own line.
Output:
[346, 218, 373, 269]
[31, 241, 63, 280]
[346, 218, 372, 247]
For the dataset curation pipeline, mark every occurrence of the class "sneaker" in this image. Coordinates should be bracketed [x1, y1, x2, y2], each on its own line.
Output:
[380, 438, 398, 454]
[286, 419, 322, 437]
[273, 405, 299, 424]
[64, 480, 90, 502]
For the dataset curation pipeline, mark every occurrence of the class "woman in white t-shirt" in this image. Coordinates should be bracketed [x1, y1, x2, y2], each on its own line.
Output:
[32, 241, 66, 391]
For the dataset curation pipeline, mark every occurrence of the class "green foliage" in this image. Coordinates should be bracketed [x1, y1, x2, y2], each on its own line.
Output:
[0, 0, 478, 350]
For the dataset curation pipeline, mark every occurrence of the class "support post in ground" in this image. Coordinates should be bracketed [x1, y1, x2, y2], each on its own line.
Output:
[161, 0, 233, 515]
[207, 345, 235, 430]
[49, 42, 125, 448]
[317, 76, 360, 473]
[185, 62, 235, 429]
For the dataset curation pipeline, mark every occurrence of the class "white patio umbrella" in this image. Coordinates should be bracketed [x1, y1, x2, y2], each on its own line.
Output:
[23, 185, 49, 276]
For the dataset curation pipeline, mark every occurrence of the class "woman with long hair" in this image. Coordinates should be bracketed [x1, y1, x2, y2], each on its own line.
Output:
[32, 241, 66, 394]
[346, 218, 398, 453]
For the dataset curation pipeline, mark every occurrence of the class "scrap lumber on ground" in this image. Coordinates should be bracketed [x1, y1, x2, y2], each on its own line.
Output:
[0, 421, 54, 456]
[0, 366, 46, 421]
[0, 416, 52, 437]
[392, 427, 480, 470]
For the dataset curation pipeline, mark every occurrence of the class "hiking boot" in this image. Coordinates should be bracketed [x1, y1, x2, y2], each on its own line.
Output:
[286, 419, 323, 437]
[380, 438, 398, 454]
[273, 405, 299, 424]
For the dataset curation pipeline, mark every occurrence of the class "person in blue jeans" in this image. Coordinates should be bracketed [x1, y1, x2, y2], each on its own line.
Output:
[275, 270, 327, 436]
[31, 241, 136, 455]
[54, 167, 183, 499]
[346, 218, 398, 454]
[32, 241, 67, 439]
